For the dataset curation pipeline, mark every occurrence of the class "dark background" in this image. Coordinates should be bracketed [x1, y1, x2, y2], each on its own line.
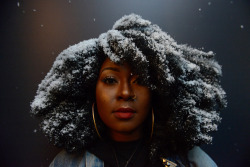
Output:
[0, 0, 249, 166]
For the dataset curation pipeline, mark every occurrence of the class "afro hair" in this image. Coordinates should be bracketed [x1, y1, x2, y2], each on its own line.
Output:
[31, 14, 227, 158]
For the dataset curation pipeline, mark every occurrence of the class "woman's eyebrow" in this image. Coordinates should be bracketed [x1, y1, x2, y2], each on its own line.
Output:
[101, 67, 120, 74]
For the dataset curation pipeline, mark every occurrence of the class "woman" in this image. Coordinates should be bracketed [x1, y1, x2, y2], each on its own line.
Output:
[31, 14, 227, 167]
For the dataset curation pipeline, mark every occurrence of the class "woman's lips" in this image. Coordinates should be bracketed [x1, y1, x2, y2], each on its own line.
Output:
[113, 108, 135, 119]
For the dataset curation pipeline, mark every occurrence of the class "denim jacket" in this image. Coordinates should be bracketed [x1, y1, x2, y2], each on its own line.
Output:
[49, 146, 217, 167]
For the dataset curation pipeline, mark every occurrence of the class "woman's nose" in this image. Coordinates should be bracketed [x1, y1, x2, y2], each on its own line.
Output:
[117, 81, 135, 101]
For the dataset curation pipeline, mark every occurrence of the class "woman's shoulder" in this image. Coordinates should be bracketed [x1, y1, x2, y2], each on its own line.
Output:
[187, 146, 217, 167]
[49, 147, 216, 167]
[49, 150, 104, 167]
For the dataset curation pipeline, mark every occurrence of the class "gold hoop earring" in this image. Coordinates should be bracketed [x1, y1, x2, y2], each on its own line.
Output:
[132, 94, 136, 100]
[150, 109, 154, 140]
[92, 103, 102, 139]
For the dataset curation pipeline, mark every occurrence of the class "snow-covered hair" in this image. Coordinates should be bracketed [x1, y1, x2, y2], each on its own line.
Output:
[31, 14, 227, 157]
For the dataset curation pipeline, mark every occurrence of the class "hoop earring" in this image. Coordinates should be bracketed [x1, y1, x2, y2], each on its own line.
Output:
[92, 103, 102, 139]
[132, 94, 136, 100]
[150, 108, 154, 141]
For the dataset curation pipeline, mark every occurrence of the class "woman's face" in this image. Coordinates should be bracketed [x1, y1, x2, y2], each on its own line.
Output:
[96, 58, 151, 141]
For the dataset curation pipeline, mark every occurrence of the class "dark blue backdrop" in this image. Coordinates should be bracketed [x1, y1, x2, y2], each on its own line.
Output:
[0, 0, 249, 166]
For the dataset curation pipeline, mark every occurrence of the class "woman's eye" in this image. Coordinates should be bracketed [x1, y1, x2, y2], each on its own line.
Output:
[102, 77, 117, 85]
[132, 77, 142, 85]
[132, 79, 138, 84]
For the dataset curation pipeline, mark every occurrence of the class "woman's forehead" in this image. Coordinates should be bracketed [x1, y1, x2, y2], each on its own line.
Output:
[100, 58, 132, 73]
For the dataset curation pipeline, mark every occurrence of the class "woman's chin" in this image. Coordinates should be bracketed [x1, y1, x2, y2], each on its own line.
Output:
[108, 123, 144, 141]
